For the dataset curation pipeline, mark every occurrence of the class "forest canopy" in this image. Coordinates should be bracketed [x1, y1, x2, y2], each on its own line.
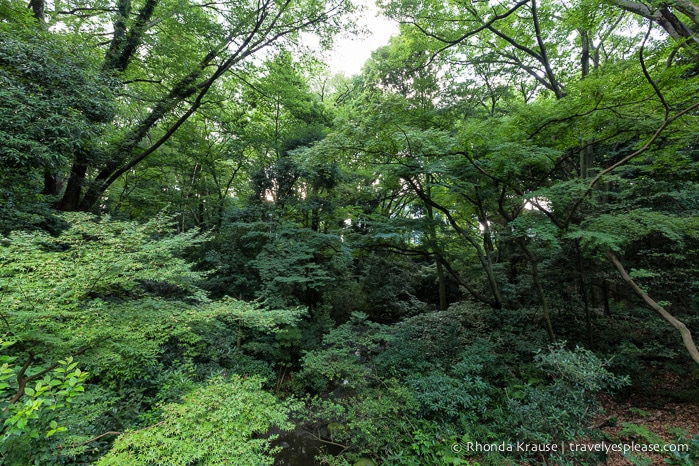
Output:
[1, 0, 698, 464]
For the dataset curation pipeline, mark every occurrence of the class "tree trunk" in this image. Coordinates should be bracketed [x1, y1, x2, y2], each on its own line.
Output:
[580, 29, 590, 78]
[607, 250, 699, 366]
[518, 238, 556, 342]
[425, 180, 447, 311]
[28, 0, 45, 23]
[613, 0, 699, 61]
[601, 280, 612, 317]
[437, 260, 447, 311]
[42, 173, 58, 196]
[57, 160, 88, 211]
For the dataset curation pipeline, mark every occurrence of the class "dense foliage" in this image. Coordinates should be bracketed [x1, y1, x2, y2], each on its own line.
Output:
[1, 0, 698, 464]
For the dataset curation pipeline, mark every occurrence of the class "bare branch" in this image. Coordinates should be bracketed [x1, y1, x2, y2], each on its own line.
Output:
[639, 21, 670, 119]
[607, 251, 699, 365]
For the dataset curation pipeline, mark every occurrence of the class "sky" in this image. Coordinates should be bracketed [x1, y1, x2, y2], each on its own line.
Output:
[325, 0, 399, 76]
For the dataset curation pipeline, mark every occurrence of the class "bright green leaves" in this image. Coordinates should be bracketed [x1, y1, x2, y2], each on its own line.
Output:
[97, 375, 296, 466]
[0, 348, 88, 460]
[242, 51, 330, 166]
[209, 297, 307, 334]
[2, 0, 358, 213]
[4, 357, 88, 437]
[0, 213, 310, 463]
[0, 212, 304, 387]
[568, 210, 699, 254]
[1, 212, 207, 313]
[0, 341, 16, 395]
[363, 27, 443, 105]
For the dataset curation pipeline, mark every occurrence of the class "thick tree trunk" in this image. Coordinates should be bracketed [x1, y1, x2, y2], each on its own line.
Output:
[531, 0, 564, 99]
[57, 161, 88, 211]
[601, 280, 612, 317]
[42, 173, 58, 196]
[613, 0, 699, 60]
[27, 0, 45, 22]
[580, 29, 590, 78]
[435, 254, 500, 308]
[56, 0, 162, 211]
[426, 181, 447, 311]
[103, 0, 159, 73]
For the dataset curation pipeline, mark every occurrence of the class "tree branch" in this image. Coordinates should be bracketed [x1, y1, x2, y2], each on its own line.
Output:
[563, 100, 699, 227]
[9, 336, 110, 404]
[639, 22, 670, 119]
[607, 251, 699, 365]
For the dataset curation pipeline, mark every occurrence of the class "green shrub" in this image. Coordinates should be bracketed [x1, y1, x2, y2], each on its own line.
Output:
[295, 313, 393, 393]
[406, 372, 491, 422]
[496, 343, 629, 463]
[300, 379, 418, 458]
[383, 421, 476, 466]
[0, 346, 89, 465]
[97, 376, 296, 466]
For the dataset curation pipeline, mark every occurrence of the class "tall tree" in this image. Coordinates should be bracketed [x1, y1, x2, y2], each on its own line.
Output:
[19, 0, 355, 211]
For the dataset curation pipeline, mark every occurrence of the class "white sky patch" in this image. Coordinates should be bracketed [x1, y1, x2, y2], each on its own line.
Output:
[524, 197, 552, 212]
[300, 0, 398, 76]
[328, 0, 398, 76]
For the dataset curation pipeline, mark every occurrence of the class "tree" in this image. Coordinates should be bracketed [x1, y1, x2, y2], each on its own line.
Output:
[611, 0, 699, 63]
[314, 0, 699, 358]
[5, 0, 356, 212]
[0, 8, 114, 232]
[0, 213, 307, 461]
[96, 376, 295, 466]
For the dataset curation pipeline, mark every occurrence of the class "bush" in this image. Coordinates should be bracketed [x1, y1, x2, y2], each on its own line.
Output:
[295, 313, 393, 393]
[97, 376, 296, 466]
[406, 372, 491, 422]
[496, 343, 629, 463]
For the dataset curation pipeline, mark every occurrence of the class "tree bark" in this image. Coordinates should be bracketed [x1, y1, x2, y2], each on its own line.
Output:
[425, 179, 447, 310]
[406, 177, 503, 308]
[612, 0, 699, 59]
[437, 260, 447, 311]
[607, 250, 699, 366]
[27, 0, 45, 23]
[103, 0, 159, 73]
[531, 0, 564, 98]
[518, 238, 556, 342]
[57, 158, 88, 211]
[58, 0, 342, 211]
[580, 29, 591, 78]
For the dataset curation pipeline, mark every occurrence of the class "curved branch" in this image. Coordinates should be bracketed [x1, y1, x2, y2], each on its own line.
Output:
[531, 0, 563, 98]
[607, 251, 699, 365]
[68, 431, 124, 449]
[404, 0, 530, 69]
[639, 22, 670, 119]
[404, 0, 529, 47]
[563, 100, 699, 227]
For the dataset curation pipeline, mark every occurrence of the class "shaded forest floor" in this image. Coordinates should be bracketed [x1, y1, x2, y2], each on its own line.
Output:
[595, 365, 699, 466]
[597, 398, 699, 465]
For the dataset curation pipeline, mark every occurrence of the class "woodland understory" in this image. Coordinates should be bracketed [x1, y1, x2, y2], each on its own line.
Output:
[1, 0, 699, 464]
